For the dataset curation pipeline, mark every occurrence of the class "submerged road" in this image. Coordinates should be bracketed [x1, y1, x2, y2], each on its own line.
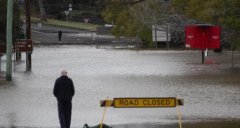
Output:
[31, 23, 122, 45]
[0, 45, 240, 128]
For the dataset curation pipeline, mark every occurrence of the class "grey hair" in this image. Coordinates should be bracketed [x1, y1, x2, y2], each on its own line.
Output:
[61, 70, 68, 76]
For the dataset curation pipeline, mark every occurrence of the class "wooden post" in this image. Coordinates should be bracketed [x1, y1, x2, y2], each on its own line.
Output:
[166, 24, 170, 49]
[154, 25, 158, 49]
[100, 97, 108, 128]
[202, 49, 205, 64]
[176, 98, 183, 128]
[25, 0, 32, 71]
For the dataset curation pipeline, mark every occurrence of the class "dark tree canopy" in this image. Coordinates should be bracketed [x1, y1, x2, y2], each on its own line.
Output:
[0, 0, 21, 43]
[34, 0, 106, 24]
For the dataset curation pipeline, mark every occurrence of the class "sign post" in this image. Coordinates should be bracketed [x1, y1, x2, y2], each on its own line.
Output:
[0, 39, 33, 74]
[176, 97, 183, 128]
[6, 0, 13, 81]
[14, 39, 33, 71]
[100, 97, 109, 128]
[14, 39, 33, 52]
[25, 0, 32, 71]
[152, 25, 171, 49]
[64, 11, 69, 21]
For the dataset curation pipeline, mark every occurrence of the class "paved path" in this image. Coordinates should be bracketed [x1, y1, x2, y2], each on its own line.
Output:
[31, 23, 94, 44]
[31, 24, 135, 46]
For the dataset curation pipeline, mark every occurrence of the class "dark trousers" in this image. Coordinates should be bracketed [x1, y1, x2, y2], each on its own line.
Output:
[58, 31, 62, 41]
[58, 101, 72, 128]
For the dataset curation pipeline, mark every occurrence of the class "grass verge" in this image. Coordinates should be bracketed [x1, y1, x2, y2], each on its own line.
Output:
[31, 17, 101, 31]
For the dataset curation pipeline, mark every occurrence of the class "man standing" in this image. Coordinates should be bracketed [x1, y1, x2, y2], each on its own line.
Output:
[58, 30, 62, 42]
[54, 70, 75, 128]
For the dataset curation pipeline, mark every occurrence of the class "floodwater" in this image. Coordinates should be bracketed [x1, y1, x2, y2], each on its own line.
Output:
[0, 45, 240, 128]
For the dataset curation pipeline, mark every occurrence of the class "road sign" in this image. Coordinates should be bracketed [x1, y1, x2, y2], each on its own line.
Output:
[100, 100, 114, 107]
[14, 39, 33, 52]
[114, 97, 177, 108]
[152, 25, 171, 42]
[100, 97, 184, 108]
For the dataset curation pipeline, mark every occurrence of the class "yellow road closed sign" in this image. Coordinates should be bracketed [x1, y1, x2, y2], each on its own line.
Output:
[114, 97, 177, 108]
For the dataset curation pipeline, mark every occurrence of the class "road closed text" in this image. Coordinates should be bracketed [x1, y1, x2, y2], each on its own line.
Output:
[114, 98, 176, 108]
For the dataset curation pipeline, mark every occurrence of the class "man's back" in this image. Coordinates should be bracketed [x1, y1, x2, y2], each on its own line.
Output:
[54, 70, 75, 128]
[53, 75, 75, 101]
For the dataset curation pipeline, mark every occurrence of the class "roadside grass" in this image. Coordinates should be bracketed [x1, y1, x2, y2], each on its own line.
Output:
[31, 17, 101, 31]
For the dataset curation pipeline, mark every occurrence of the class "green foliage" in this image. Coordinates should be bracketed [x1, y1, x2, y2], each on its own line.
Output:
[173, 0, 240, 30]
[102, 0, 153, 48]
[172, 0, 240, 48]
[138, 27, 153, 48]
[232, 37, 240, 50]
[102, 0, 240, 48]
[172, 0, 188, 14]
[102, 1, 127, 24]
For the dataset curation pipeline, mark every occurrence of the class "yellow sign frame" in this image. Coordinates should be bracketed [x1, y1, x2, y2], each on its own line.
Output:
[113, 97, 177, 108]
[99, 97, 183, 128]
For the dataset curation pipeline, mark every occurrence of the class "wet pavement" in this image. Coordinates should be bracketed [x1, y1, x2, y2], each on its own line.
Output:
[31, 23, 94, 44]
[31, 23, 134, 46]
[0, 45, 240, 128]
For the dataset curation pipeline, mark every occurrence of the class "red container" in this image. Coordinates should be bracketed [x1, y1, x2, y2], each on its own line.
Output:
[185, 25, 220, 49]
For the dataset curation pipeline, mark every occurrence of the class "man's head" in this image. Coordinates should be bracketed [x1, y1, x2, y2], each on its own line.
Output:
[61, 70, 68, 76]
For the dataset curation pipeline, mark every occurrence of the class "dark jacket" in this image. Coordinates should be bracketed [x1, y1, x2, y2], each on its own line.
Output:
[53, 75, 75, 102]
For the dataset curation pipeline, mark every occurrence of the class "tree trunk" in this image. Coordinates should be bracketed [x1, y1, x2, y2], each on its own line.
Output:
[38, 0, 47, 21]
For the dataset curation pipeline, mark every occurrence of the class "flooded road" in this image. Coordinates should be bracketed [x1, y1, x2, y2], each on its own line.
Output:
[0, 45, 240, 128]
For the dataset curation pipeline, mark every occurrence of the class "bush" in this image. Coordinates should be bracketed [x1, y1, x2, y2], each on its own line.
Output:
[139, 28, 154, 48]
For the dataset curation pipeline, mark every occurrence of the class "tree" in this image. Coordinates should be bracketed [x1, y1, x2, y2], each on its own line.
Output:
[34, 0, 107, 23]
[102, 0, 154, 48]
[0, 0, 21, 44]
[102, 0, 240, 48]
[102, 0, 194, 47]
[0, 0, 7, 43]
[172, 0, 240, 48]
